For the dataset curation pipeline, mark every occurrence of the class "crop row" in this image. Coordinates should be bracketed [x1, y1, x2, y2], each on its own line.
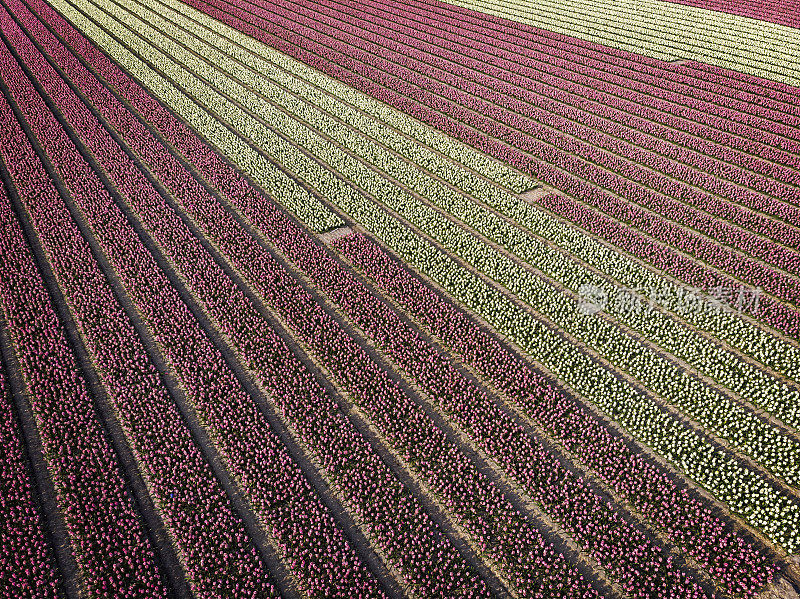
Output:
[50, 0, 800, 552]
[0, 90, 173, 599]
[357, 0, 800, 128]
[455, 0, 799, 60]
[334, 229, 781, 597]
[0, 20, 283, 596]
[110, 0, 800, 403]
[93, 58, 602, 599]
[339, 0, 800, 198]
[173, 0, 800, 340]
[75, 0, 791, 422]
[0, 303, 62, 597]
[412, 0, 800, 113]
[143, 90, 716, 597]
[19, 4, 518, 594]
[33, 2, 786, 594]
[654, 0, 800, 29]
[88, 0, 800, 494]
[22, 2, 671, 593]
[329, 184, 800, 551]
[159, 1, 537, 195]
[128, 153, 597, 598]
[49, 5, 339, 234]
[279, 225, 720, 597]
[172, 0, 800, 298]
[287, 0, 800, 239]
[438, 0, 800, 85]
[4, 1, 404, 594]
[32, 5, 568, 596]
[189, 0, 800, 295]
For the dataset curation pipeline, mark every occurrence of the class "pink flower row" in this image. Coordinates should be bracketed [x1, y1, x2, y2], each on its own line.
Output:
[373, 0, 800, 130]
[123, 71, 591, 598]
[313, 0, 800, 202]
[0, 95, 168, 597]
[421, 0, 800, 104]
[296, 232, 712, 599]
[0, 337, 62, 597]
[210, 0, 800, 282]
[81, 13, 730, 590]
[0, 15, 279, 597]
[44, 2, 627, 593]
[334, 230, 779, 598]
[25, 1, 500, 593]
[182, 0, 800, 333]
[535, 192, 800, 339]
[656, 0, 800, 29]
[12, 0, 396, 592]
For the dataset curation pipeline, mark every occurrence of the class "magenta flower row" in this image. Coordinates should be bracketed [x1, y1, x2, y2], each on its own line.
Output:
[370, 0, 800, 133]
[306, 0, 800, 219]
[179, 0, 800, 310]
[0, 16, 279, 596]
[423, 0, 800, 99]
[222, 0, 800, 279]
[655, 0, 800, 29]
[334, 230, 779, 598]
[0, 346, 62, 597]
[11, 0, 400, 592]
[21, 1, 499, 593]
[0, 96, 170, 597]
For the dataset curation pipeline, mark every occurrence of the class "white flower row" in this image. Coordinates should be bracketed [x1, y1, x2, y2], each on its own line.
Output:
[126, 0, 800, 400]
[122, 0, 800, 462]
[56, 0, 800, 551]
[84, 0, 800, 489]
[51, 0, 342, 233]
[159, 0, 535, 194]
[445, 0, 800, 86]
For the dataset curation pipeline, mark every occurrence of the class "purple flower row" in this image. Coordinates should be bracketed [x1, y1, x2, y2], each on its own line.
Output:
[209, 0, 800, 280]
[655, 0, 800, 29]
[334, 230, 779, 598]
[304, 0, 800, 208]
[0, 94, 168, 597]
[534, 191, 800, 338]
[421, 0, 800, 105]
[0, 14, 280, 597]
[0, 335, 62, 597]
[373, 0, 800, 132]
[12, 0, 394, 592]
[180, 0, 800, 332]
[288, 232, 713, 599]
[26, 1, 500, 594]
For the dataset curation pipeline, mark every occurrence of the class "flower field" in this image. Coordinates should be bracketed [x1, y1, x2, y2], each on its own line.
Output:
[0, 0, 798, 596]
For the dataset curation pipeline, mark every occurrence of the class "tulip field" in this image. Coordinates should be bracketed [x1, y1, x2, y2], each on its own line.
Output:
[1, 0, 799, 596]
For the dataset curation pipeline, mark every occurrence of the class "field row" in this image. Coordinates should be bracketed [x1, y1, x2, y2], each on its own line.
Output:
[2, 0, 799, 595]
[164, 0, 800, 338]
[30, 0, 800, 559]
[436, 0, 800, 86]
[655, 0, 800, 28]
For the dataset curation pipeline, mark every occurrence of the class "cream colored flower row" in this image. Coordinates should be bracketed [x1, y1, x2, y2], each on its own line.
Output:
[440, 0, 800, 86]
[52, 0, 800, 552]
